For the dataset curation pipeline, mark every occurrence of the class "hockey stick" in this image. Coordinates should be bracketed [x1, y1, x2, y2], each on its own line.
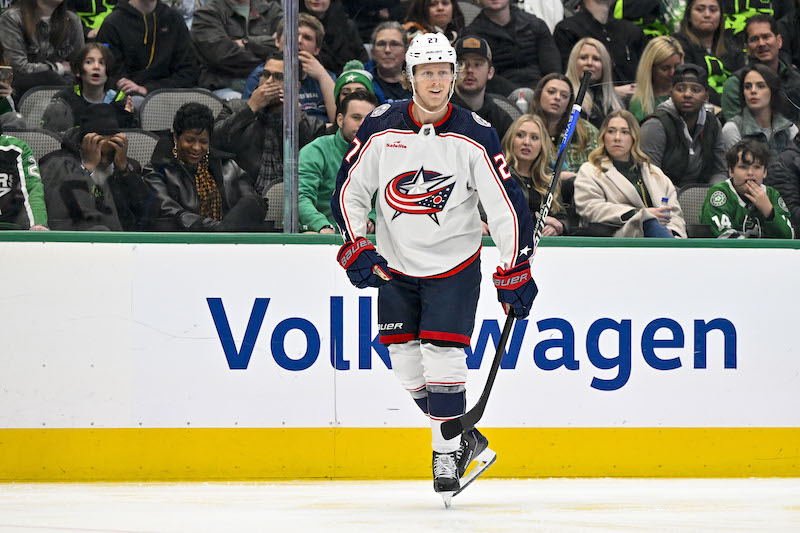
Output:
[440, 71, 593, 441]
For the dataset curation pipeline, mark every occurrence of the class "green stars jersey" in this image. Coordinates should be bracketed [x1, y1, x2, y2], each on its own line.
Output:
[0, 135, 47, 229]
[699, 178, 793, 239]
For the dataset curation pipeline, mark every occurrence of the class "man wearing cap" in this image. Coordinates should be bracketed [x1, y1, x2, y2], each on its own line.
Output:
[451, 36, 515, 141]
[39, 103, 154, 231]
[298, 90, 378, 233]
[640, 63, 727, 189]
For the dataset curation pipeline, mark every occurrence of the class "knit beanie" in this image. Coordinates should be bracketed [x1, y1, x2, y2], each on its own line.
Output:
[334, 60, 375, 100]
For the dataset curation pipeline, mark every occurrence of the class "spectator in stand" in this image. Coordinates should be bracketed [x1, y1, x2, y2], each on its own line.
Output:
[191, 0, 282, 99]
[553, 0, 645, 93]
[299, 90, 378, 233]
[722, 14, 800, 121]
[464, 0, 561, 91]
[777, 0, 800, 68]
[41, 43, 135, 133]
[565, 37, 624, 129]
[162, 0, 204, 28]
[701, 139, 793, 237]
[96, 0, 198, 106]
[767, 131, 800, 228]
[629, 36, 685, 123]
[300, 0, 368, 74]
[66, 0, 116, 40]
[402, 0, 465, 43]
[501, 113, 567, 236]
[516, 0, 564, 33]
[575, 109, 687, 238]
[0, 0, 84, 98]
[722, 64, 797, 154]
[722, 0, 794, 45]
[145, 102, 266, 231]
[0, 125, 48, 230]
[673, 0, 745, 105]
[334, 60, 375, 104]
[450, 36, 514, 141]
[0, 41, 25, 129]
[365, 22, 412, 104]
[240, 14, 336, 123]
[641, 63, 727, 189]
[213, 52, 327, 195]
[532, 73, 599, 180]
[39, 104, 152, 231]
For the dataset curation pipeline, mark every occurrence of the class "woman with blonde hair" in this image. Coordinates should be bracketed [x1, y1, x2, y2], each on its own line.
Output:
[565, 37, 624, 129]
[574, 110, 686, 238]
[629, 36, 685, 123]
[501, 114, 566, 236]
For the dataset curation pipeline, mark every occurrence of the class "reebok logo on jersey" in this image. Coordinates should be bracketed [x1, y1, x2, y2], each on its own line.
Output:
[386, 141, 407, 149]
[385, 166, 455, 225]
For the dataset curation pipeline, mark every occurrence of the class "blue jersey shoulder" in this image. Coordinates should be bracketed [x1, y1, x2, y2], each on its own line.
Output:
[445, 104, 503, 152]
[354, 101, 410, 141]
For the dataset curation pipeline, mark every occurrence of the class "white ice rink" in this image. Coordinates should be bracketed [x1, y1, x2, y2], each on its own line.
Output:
[1, 478, 798, 533]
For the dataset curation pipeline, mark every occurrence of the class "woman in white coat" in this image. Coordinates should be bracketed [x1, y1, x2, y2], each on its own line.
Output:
[574, 109, 687, 238]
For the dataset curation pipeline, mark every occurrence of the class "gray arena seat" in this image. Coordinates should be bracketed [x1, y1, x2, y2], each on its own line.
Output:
[263, 179, 284, 231]
[677, 183, 713, 238]
[18, 86, 63, 128]
[2, 128, 62, 162]
[139, 89, 224, 133]
[120, 129, 160, 168]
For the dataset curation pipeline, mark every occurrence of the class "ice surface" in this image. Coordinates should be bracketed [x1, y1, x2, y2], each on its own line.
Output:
[0, 478, 798, 532]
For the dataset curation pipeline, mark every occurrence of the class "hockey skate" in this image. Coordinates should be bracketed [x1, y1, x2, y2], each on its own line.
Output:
[436, 429, 497, 508]
[432, 450, 460, 507]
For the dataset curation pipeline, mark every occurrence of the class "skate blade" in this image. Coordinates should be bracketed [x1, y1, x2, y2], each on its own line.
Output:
[440, 491, 454, 509]
[453, 447, 496, 497]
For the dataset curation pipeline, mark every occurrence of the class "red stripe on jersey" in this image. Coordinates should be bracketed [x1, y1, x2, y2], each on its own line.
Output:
[420, 330, 471, 345]
[388, 246, 481, 279]
[441, 132, 520, 262]
[379, 333, 417, 344]
[428, 414, 458, 421]
[426, 381, 466, 385]
[407, 102, 453, 128]
[339, 129, 416, 239]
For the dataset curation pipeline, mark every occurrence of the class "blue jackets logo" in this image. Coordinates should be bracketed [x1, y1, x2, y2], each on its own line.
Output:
[208, 296, 737, 392]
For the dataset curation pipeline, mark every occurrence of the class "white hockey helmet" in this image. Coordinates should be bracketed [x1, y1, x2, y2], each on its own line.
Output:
[405, 32, 458, 82]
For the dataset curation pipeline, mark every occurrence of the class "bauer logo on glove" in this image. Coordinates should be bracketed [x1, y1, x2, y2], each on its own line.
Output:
[493, 262, 538, 319]
[337, 236, 392, 289]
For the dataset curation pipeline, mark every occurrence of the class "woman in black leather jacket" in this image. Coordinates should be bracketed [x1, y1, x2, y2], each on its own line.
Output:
[144, 102, 266, 232]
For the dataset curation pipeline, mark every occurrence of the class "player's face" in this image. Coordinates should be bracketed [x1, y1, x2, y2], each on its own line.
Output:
[729, 152, 767, 195]
[512, 119, 542, 168]
[671, 81, 706, 116]
[413, 62, 453, 110]
[575, 44, 602, 82]
[689, 0, 721, 35]
[539, 79, 570, 120]
[747, 22, 782, 64]
[174, 128, 210, 166]
[81, 48, 108, 89]
[298, 24, 320, 55]
[428, 0, 453, 29]
[457, 53, 492, 95]
[337, 99, 376, 144]
[742, 70, 771, 113]
[652, 53, 681, 91]
[373, 29, 406, 73]
[603, 117, 634, 162]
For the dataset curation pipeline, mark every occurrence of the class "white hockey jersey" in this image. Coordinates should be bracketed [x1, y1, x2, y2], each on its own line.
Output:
[332, 102, 535, 278]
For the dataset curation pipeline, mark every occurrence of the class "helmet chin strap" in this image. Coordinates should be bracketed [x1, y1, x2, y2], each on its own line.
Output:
[410, 75, 458, 117]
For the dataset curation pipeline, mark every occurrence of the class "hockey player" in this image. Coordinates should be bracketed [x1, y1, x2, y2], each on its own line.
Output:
[331, 33, 538, 502]
[701, 139, 794, 238]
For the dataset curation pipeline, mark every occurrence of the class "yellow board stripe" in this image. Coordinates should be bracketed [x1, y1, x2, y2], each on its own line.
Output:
[0, 428, 798, 481]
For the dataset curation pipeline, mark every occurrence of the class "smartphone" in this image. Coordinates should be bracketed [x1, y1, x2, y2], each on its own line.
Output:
[0, 66, 12, 83]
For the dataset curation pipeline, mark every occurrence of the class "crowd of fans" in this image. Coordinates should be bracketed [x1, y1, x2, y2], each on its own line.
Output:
[0, 0, 799, 239]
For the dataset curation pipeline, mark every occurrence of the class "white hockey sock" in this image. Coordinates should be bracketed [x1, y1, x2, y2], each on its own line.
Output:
[430, 419, 460, 453]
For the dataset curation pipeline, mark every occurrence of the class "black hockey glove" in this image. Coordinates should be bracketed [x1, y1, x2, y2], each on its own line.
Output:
[493, 262, 538, 319]
[337, 237, 392, 289]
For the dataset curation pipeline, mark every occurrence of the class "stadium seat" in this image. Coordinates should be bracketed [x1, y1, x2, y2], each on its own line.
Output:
[459, 1, 481, 26]
[17, 86, 64, 129]
[121, 129, 159, 168]
[490, 95, 522, 122]
[139, 89, 224, 133]
[2, 128, 62, 162]
[677, 183, 713, 238]
[263, 179, 284, 231]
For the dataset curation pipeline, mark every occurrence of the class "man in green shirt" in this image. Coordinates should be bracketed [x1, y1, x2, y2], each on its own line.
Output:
[0, 127, 48, 230]
[299, 90, 378, 233]
[701, 138, 794, 238]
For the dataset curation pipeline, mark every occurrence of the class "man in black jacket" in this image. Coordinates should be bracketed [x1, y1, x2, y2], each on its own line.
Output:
[212, 53, 327, 195]
[767, 135, 800, 228]
[97, 0, 198, 103]
[465, 0, 561, 91]
[554, 0, 645, 87]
